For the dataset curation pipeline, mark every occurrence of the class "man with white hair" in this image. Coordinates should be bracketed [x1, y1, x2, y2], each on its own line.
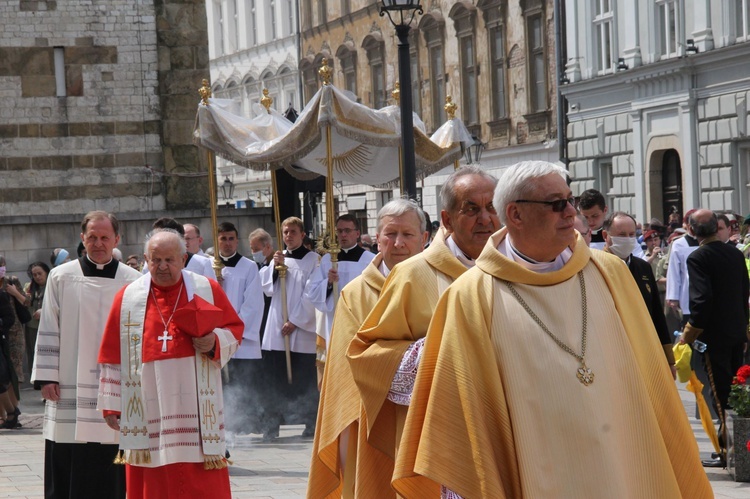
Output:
[308, 199, 428, 498]
[392, 161, 711, 498]
[347, 165, 500, 498]
[97, 229, 243, 497]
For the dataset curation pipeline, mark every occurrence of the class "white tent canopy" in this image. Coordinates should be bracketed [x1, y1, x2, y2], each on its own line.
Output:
[194, 83, 472, 187]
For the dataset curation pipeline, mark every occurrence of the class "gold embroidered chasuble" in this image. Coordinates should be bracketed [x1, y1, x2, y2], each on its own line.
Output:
[307, 254, 387, 498]
[392, 230, 713, 498]
[346, 229, 466, 497]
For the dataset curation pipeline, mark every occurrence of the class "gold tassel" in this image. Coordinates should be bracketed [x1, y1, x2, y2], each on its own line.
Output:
[113, 450, 125, 465]
[203, 455, 230, 470]
[121, 449, 151, 465]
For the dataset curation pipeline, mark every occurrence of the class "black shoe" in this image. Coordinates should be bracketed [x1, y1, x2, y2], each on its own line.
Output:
[701, 457, 726, 468]
[1, 407, 21, 429]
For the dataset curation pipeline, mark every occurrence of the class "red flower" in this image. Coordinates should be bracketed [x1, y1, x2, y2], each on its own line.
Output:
[737, 365, 750, 379]
[737, 375, 748, 385]
[747, 440, 750, 453]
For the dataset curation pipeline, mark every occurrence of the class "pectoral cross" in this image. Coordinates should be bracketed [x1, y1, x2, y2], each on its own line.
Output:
[158, 330, 173, 352]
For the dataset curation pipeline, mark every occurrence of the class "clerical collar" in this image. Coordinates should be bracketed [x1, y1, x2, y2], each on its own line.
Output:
[378, 259, 391, 277]
[445, 235, 475, 269]
[499, 234, 572, 273]
[284, 245, 310, 259]
[220, 252, 242, 267]
[151, 276, 184, 292]
[79, 255, 119, 278]
[220, 252, 237, 261]
[339, 244, 365, 262]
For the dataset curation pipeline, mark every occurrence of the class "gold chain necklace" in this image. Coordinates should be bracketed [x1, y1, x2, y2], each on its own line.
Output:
[503, 271, 594, 386]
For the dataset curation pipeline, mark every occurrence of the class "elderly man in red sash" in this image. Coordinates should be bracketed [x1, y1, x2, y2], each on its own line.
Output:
[97, 229, 243, 498]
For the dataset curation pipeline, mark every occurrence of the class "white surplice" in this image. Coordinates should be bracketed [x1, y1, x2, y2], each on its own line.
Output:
[260, 251, 318, 353]
[304, 249, 375, 346]
[31, 260, 141, 443]
[220, 256, 263, 359]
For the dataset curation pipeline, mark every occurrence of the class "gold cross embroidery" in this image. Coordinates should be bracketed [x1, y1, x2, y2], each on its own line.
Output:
[124, 312, 142, 370]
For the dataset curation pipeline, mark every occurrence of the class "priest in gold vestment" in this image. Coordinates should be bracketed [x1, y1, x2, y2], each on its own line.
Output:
[308, 199, 428, 498]
[347, 166, 501, 497]
[393, 161, 712, 498]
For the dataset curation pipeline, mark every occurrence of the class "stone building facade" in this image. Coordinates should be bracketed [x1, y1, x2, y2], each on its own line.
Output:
[562, 0, 750, 223]
[0, 0, 211, 273]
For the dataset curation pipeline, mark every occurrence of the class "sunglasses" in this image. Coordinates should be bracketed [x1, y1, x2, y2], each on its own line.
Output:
[514, 197, 578, 212]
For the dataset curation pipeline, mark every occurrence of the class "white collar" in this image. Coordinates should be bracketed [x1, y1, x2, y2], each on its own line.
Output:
[499, 234, 573, 273]
[378, 259, 391, 277]
[445, 235, 475, 269]
[341, 244, 358, 253]
[86, 255, 113, 270]
[220, 252, 236, 261]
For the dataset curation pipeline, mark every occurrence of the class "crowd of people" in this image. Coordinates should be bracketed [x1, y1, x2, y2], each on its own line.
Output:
[0, 161, 748, 498]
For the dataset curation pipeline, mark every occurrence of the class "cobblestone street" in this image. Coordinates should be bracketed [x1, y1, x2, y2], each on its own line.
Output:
[1, 382, 749, 498]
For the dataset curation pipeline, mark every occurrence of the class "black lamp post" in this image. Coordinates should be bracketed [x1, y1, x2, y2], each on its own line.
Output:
[221, 176, 235, 205]
[380, 0, 422, 202]
[464, 135, 485, 165]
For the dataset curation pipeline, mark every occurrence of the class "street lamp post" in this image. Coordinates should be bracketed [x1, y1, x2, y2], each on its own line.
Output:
[380, 0, 422, 202]
[221, 176, 235, 206]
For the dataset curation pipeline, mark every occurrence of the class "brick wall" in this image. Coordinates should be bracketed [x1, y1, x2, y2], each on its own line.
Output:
[0, 0, 210, 217]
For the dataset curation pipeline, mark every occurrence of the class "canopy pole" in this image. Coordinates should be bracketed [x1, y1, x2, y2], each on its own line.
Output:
[319, 60, 339, 303]
[444, 95, 460, 171]
[262, 89, 293, 385]
[198, 79, 225, 281]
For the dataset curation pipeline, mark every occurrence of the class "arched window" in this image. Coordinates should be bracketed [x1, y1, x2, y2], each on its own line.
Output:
[363, 34, 386, 110]
[450, 3, 479, 126]
[336, 42, 358, 97]
[479, 0, 507, 120]
[279, 67, 298, 112]
[300, 59, 317, 104]
[521, 0, 547, 113]
[420, 15, 446, 127]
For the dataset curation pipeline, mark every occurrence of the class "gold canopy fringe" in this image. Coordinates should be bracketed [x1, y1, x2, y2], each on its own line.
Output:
[204, 454, 231, 470]
[114, 449, 152, 465]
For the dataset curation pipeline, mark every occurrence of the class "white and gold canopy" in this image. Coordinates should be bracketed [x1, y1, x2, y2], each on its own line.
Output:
[193, 82, 471, 187]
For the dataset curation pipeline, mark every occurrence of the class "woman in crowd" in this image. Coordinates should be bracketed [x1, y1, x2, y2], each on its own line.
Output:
[0, 255, 22, 429]
[24, 262, 49, 379]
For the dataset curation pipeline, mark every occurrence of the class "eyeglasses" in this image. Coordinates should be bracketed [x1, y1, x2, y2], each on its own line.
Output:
[336, 228, 357, 234]
[514, 197, 577, 212]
